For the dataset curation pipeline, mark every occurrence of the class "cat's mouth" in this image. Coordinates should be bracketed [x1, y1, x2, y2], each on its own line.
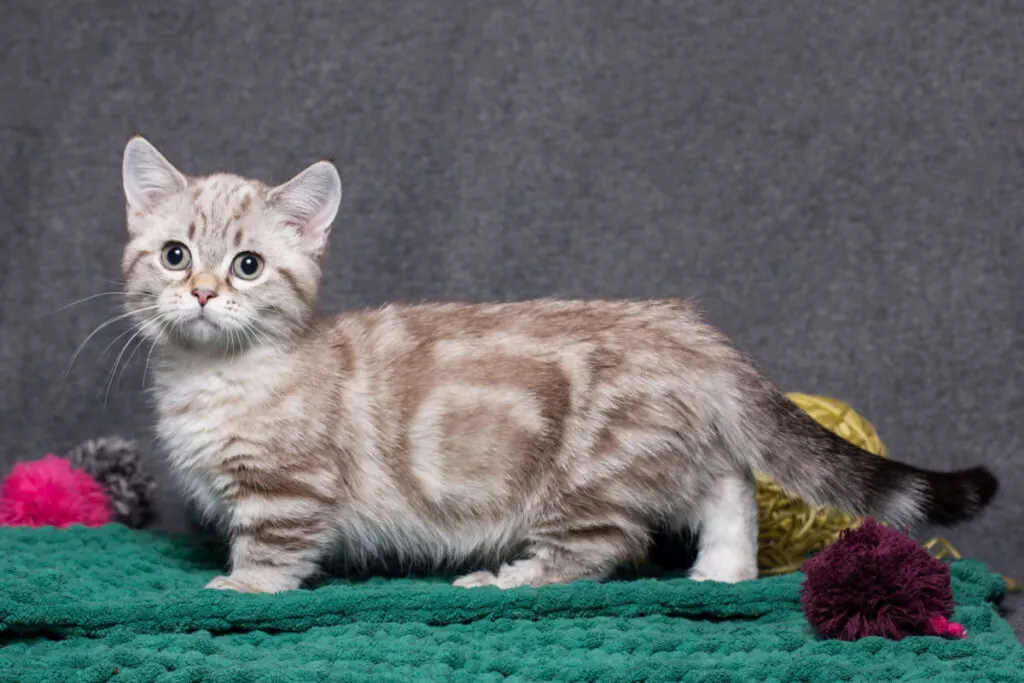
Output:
[189, 315, 220, 331]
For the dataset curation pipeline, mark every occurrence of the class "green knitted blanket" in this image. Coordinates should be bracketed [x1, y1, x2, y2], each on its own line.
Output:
[0, 526, 1020, 682]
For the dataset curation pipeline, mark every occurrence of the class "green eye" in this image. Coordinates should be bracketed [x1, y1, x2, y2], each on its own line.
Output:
[231, 251, 264, 280]
[160, 242, 191, 270]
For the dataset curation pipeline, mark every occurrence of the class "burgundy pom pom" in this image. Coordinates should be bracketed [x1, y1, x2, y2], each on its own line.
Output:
[801, 518, 966, 641]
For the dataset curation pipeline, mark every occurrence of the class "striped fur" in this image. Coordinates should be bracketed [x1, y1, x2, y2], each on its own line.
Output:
[119, 136, 998, 593]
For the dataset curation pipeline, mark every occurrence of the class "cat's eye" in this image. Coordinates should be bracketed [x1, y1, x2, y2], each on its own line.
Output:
[160, 242, 192, 271]
[231, 251, 264, 280]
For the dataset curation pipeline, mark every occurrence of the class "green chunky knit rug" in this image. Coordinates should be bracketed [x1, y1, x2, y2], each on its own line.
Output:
[0, 526, 1021, 682]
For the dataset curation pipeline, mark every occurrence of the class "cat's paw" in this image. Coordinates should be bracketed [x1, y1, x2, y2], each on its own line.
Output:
[204, 571, 297, 593]
[453, 570, 498, 588]
[494, 559, 545, 589]
[688, 565, 757, 583]
[206, 575, 256, 592]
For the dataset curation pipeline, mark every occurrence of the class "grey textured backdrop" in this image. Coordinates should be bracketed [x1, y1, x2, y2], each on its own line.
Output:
[1, 0, 1021, 610]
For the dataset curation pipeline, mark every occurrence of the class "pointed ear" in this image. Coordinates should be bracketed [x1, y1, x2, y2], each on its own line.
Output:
[122, 136, 187, 212]
[267, 160, 342, 256]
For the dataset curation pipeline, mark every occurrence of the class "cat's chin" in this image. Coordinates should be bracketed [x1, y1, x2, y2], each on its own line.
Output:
[168, 317, 236, 352]
[185, 316, 221, 338]
[166, 319, 286, 357]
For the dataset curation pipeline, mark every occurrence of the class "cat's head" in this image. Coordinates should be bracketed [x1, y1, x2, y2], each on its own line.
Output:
[120, 136, 341, 354]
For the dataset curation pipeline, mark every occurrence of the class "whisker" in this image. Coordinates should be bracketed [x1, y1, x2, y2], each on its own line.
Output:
[258, 329, 280, 351]
[261, 320, 288, 337]
[249, 312, 290, 339]
[65, 307, 153, 376]
[51, 291, 130, 314]
[64, 304, 164, 378]
[104, 318, 158, 406]
[98, 321, 146, 359]
[241, 321, 261, 349]
[118, 316, 163, 384]
[254, 321, 282, 346]
[143, 317, 172, 388]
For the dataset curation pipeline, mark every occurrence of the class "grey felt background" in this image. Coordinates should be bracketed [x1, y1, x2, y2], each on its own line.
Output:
[1, 0, 1021, 629]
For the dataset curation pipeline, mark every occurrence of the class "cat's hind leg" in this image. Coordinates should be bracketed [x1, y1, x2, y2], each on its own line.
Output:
[455, 516, 649, 589]
[688, 471, 759, 583]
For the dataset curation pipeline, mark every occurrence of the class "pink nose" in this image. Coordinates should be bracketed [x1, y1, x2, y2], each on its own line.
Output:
[191, 287, 217, 307]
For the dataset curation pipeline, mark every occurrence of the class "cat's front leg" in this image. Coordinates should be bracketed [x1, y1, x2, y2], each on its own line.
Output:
[205, 525, 326, 593]
[205, 476, 336, 593]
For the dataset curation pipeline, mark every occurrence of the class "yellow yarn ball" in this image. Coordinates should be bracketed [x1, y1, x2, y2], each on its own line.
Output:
[754, 394, 1020, 591]
[756, 393, 888, 576]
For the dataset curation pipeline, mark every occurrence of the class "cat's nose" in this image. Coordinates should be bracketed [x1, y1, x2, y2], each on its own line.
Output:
[191, 287, 218, 307]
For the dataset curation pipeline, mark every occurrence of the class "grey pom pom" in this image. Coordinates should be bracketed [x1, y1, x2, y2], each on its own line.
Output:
[66, 437, 155, 528]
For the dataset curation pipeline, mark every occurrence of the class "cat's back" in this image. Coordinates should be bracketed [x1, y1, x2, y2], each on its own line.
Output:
[321, 297, 718, 356]
[312, 297, 738, 441]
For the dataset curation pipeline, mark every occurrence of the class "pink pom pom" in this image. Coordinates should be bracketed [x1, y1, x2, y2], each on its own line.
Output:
[0, 455, 113, 528]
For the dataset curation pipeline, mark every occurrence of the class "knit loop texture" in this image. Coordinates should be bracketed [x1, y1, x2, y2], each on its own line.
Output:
[0, 526, 1020, 682]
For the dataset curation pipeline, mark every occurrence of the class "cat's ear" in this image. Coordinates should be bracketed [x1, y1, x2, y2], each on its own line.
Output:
[267, 160, 342, 256]
[122, 136, 187, 213]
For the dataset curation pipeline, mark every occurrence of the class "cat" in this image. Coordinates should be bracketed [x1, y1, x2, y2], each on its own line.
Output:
[119, 135, 998, 593]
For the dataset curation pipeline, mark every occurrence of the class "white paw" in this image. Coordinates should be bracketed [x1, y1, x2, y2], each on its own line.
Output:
[689, 564, 757, 583]
[494, 559, 545, 589]
[204, 571, 297, 594]
[206, 575, 255, 592]
[453, 570, 498, 588]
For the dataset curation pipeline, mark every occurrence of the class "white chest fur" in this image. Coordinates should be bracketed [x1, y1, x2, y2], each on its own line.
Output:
[152, 347, 298, 519]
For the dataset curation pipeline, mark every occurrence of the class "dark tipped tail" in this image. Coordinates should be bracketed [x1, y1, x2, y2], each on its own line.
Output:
[745, 391, 998, 528]
[915, 465, 998, 525]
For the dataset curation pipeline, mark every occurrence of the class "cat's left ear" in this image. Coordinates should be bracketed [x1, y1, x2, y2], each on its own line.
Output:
[267, 160, 342, 257]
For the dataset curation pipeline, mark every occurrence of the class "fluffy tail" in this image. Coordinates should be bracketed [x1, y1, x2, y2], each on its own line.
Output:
[740, 390, 998, 528]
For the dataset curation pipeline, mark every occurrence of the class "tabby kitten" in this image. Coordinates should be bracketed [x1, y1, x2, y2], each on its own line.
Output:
[120, 136, 997, 593]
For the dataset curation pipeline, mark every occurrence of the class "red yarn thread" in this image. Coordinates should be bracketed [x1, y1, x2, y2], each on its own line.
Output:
[926, 615, 967, 640]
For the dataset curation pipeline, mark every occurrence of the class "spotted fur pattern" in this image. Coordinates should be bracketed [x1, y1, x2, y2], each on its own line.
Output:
[119, 136, 998, 593]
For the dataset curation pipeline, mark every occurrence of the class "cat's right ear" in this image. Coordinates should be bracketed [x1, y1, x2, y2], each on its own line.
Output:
[122, 136, 187, 213]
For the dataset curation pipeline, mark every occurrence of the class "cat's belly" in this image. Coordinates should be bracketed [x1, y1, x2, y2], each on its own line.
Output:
[331, 506, 526, 570]
[330, 474, 531, 570]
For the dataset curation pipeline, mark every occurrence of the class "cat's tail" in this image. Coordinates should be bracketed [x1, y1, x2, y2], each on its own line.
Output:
[733, 388, 998, 528]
